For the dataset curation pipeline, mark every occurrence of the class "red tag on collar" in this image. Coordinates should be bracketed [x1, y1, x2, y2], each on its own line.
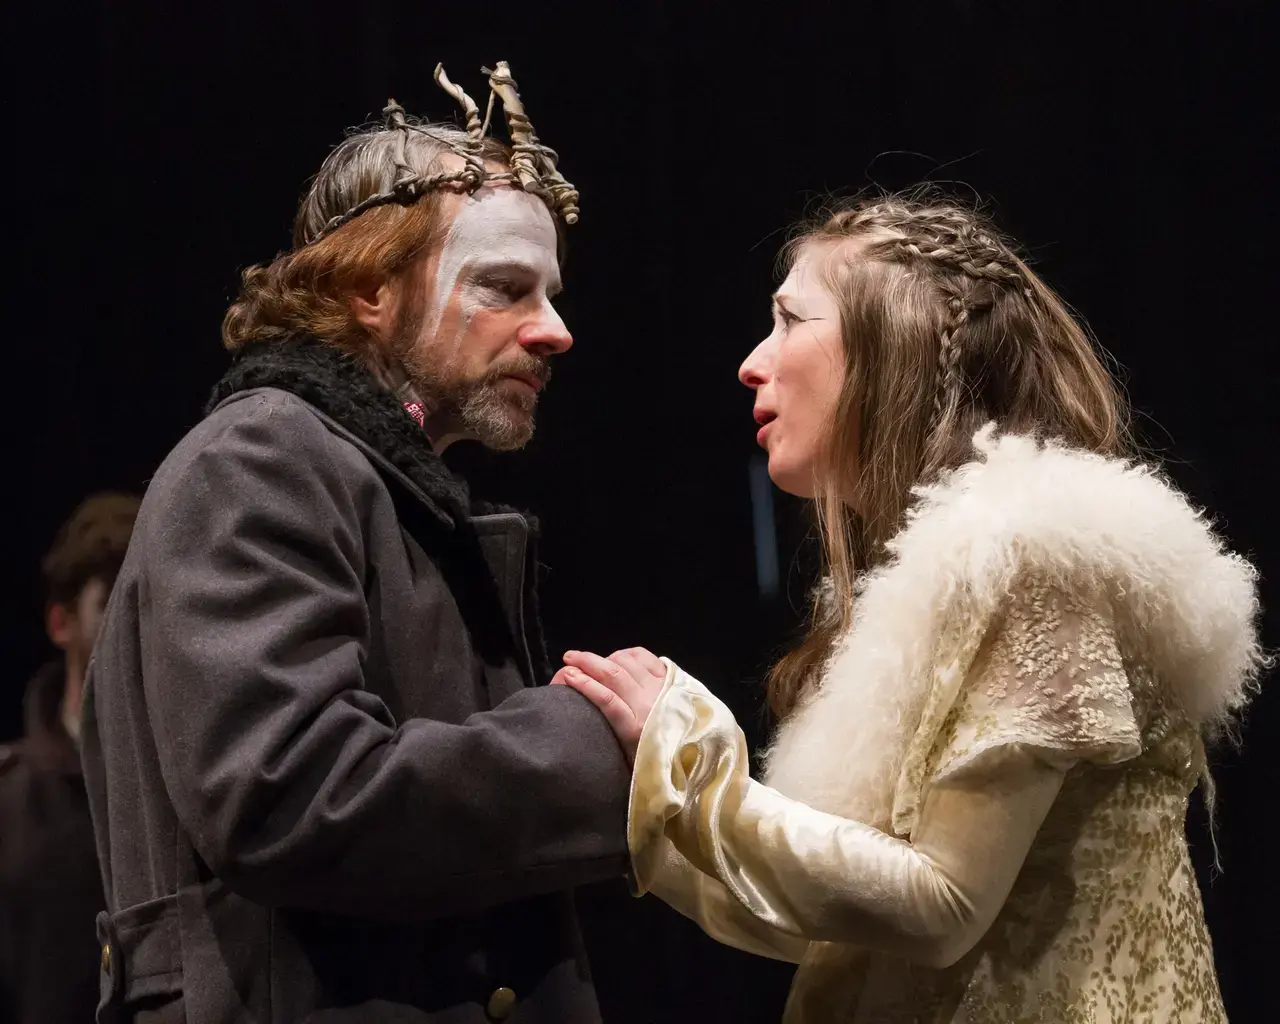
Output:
[403, 401, 426, 428]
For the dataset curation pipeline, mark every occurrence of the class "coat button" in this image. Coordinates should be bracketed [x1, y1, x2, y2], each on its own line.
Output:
[101, 943, 111, 973]
[486, 986, 517, 1020]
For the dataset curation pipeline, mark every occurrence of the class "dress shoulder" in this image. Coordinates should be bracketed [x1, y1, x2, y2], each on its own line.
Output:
[892, 573, 1144, 837]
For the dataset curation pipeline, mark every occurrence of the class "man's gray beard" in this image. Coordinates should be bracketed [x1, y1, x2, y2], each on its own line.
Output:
[403, 355, 538, 452]
[389, 301, 542, 452]
[445, 371, 536, 452]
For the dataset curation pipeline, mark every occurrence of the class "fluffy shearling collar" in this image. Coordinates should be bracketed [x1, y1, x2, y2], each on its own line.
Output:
[764, 426, 1264, 830]
[206, 338, 552, 683]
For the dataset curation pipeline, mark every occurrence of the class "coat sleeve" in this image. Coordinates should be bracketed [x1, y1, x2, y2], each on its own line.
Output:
[135, 395, 629, 919]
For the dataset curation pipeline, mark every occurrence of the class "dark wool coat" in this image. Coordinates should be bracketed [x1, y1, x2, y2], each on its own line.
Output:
[80, 340, 631, 1024]
[0, 662, 105, 1024]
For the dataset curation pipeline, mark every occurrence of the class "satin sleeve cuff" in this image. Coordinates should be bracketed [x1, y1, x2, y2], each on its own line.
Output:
[642, 841, 810, 963]
[628, 660, 831, 937]
[627, 660, 1066, 967]
[626, 660, 809, 962]
[628, 659, 731, 893]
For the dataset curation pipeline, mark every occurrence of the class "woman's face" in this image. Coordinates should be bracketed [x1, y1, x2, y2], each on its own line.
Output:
[739, 244, 846, 498]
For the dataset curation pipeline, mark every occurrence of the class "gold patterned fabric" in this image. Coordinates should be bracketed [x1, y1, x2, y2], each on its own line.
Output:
[629, 578, 1225, 1022]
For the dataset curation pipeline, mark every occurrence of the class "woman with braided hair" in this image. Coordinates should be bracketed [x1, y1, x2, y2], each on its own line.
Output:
[554, 193, 1261, 1021]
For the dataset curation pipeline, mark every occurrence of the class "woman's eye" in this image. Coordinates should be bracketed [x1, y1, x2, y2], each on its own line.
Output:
[777, 307, 801, 329]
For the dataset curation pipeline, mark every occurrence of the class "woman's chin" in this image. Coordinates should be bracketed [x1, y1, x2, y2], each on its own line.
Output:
[767, 457, 818, 500]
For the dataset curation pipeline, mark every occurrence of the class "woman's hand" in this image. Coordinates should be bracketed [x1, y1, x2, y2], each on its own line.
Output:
[551, 647, 667, 763]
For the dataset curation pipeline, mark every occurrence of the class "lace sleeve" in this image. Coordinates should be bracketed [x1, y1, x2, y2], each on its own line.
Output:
[931, 577, 1143, 784]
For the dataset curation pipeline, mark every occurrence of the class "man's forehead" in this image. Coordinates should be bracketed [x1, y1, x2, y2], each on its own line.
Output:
[447, 187, 558, 245]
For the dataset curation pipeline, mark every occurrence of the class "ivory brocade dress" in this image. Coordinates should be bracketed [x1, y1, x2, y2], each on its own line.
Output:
[625, 431, 1259, 1023]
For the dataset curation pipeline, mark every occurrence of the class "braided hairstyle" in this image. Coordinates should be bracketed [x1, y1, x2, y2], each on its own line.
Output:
[767, 192, 1131, 720]
[820, 199, 1041, 443]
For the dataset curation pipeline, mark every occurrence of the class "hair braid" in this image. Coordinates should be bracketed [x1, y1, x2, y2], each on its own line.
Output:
[835, 200, 1028, 429]
[932, 294, 969, 428]
[897, 238, 1023, 285]
[845, 199, 1026, 287]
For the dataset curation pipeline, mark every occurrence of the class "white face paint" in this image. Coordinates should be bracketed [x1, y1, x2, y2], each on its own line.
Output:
[427, 186, 564, 354]
[394, 184, 572, 453]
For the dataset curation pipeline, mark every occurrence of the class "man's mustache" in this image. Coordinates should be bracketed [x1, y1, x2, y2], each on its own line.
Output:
[485, 356, 552, 389]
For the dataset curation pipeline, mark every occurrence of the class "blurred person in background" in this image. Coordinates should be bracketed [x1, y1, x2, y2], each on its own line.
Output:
[1, 492, 139, 1023]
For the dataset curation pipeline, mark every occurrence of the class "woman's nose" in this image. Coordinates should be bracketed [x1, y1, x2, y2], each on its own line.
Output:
[739, 341, 771, 388]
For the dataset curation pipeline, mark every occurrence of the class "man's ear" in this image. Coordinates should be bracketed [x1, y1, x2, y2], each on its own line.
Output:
[46, 602, 75, 651]
[349, 276, 397, 340]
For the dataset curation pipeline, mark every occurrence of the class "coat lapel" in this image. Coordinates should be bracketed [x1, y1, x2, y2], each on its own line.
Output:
[206, 337, 554, 691]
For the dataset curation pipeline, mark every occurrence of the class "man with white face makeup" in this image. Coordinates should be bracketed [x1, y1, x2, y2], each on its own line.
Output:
[358, 182, 572, 452]
[80, 65, 631, 1024]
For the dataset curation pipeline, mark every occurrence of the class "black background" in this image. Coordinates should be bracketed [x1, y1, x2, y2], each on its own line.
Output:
[7, 2, 1277, 1020]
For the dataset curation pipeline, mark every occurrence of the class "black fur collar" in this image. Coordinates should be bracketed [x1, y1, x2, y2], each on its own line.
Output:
[206, 338, 473, 525]
[206, 338, 550, 683]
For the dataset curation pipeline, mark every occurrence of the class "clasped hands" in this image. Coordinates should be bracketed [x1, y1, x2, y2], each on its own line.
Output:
[550, 647, 667, 763]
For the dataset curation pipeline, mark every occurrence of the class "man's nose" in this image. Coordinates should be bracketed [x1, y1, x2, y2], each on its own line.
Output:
[518, 302, 573, 357]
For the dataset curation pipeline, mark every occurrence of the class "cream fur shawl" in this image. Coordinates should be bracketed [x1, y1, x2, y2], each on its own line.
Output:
[763, 426, 1264, 836]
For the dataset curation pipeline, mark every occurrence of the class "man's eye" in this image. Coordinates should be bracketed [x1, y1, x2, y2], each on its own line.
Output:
[482, 277, 528, 301]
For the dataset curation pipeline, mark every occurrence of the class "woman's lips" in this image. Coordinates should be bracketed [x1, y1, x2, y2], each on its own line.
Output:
[754, 409, 777, 447]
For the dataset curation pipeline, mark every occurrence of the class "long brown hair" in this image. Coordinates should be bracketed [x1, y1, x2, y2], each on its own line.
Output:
[766, 192, 1133, 720]
[221, 122, 512, 354]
